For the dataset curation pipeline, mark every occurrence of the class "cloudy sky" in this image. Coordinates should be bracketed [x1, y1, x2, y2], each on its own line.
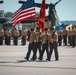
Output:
[0, 0, 76, 21]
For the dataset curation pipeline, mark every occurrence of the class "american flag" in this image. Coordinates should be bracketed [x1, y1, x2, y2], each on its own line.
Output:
[12, 0, 36, 26]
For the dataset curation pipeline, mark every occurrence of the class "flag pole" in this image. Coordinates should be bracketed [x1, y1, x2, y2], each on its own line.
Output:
[35, 0, 46, 32]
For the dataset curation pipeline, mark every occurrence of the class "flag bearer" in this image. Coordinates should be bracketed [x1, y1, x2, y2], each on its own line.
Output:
[31, 27, 41, 60]
[39, 28, 50, 61]
[49, 28, 59, 61]
[24, 28, 35, 60]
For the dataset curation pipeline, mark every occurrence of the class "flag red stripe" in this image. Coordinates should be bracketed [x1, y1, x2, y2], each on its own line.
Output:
[12, 7, 21, 18]
[12, 11, 21, 21]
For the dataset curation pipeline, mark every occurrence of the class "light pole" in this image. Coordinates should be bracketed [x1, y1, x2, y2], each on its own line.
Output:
[0, 0, 4, 4]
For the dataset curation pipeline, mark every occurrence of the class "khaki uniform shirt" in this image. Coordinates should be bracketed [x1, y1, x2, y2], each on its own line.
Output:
[7, 30, 11, 37]
[41, 33, 49, 44]
[49, 33, 57, 43]
[13, 30, 19, 37]
[71, 30, 76, 35]
[63, 29, 67, 35]
[67, 30, 72, 36]
[57, 30, 62, 36]
[22, 30, 27, 37]
[0, 29, 4, 37]
[35, 31, 41, 42]
[29, 32, 35, 43]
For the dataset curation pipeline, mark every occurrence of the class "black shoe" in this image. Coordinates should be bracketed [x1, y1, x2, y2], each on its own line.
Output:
[46, 59, 50, 61]
[31, 58, 36, 61]
[38, 57, 40, 59]
[72, 46, 75, 48]
[21, 44, 25, 46]
[38, 58, 42, 60]
[24, 57, 29, 60]
[55, 59, 59, 61]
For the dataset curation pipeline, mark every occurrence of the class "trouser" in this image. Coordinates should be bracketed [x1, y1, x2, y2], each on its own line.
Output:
[5, 35, 8, 45]
[25, 42, 35, 60]
[19, 30, 22, 37]
[63, 35, 67, 46]
[58, 35, 62, 46]
[71, 35, 75, 47]
[75, 35, 76, 46]
[32, 42, 41, 60]
[7, 37, 11, 45]
[49, 42, 59, 60]
[21, 36, 26, 45]
[68, 36, 72, 46]
[0, 36, 3, 45]
[14, 36, 18, 45]
[39, 43, 49, 60]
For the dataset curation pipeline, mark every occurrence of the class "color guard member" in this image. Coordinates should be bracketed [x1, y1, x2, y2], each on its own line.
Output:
[24, 28, 35, 60]
[49, 28, 59, 61]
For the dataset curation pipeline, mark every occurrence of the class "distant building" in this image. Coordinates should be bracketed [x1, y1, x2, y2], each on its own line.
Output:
[0, 10, 4, 18]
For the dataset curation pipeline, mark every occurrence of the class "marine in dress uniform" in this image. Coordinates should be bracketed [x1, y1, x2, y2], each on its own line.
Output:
[0, 27, 4, 45]
[39, 28, 50, 61]
[75, 27, 76, 46]
[57, 30, 62, 46]
[24, 28, 35, 60]
[21, 28, 27, 45]
[71, 27, 75, 48]
[49, 28, 59, 61]
[4, 28, 8, 45]
[67, 27, 72, 46]
[62, 27, 67, 46]
[6, 29, 11, 45]
[13, 28, 19, 45]
[31, 27, 41, 60]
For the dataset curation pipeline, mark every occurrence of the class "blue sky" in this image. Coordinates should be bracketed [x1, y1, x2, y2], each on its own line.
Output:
[0, 0, 76, 21]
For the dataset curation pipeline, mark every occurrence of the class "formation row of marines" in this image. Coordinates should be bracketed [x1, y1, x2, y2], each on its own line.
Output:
[24, 27, 58, 61]
[0, 26, 76, 61]
[0, 26, 76, 47]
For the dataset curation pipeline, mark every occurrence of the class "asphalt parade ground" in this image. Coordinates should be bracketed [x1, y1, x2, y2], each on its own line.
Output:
[0, 40, 76, 75]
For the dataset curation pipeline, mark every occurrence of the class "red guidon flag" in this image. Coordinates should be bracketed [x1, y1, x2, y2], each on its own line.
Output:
[12, 0, 36, 26]
[36, 0, 46, 32]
